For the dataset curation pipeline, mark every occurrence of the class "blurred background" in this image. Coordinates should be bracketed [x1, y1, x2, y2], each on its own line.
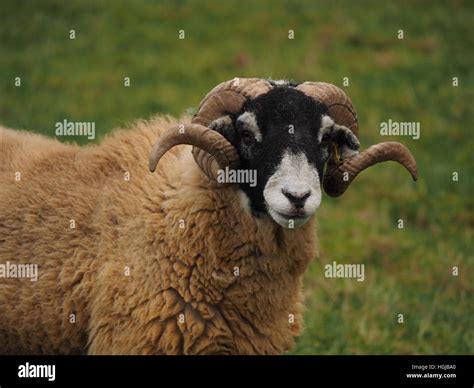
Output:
[0, 0, 472, 354]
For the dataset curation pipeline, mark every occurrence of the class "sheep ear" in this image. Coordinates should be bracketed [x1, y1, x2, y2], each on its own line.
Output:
[319, 115, 360, 160]
[209, 115, 236, 143]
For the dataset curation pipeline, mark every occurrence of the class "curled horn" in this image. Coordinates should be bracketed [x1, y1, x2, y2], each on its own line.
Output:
[148, 123, 240, 175]
[296, 82, 418, 197]
[149, 78, 272, 180]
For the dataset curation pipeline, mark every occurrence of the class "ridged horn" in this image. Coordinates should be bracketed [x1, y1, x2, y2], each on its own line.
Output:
[323, 142, 418, 197]
[190, 78, 272, 180]
[296, 82, 418, 197]
[148, 123, 239, 177]
[149, 78, 272, 180]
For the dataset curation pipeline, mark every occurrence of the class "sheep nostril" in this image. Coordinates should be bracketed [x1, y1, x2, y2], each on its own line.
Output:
[282, 189, 311, 208]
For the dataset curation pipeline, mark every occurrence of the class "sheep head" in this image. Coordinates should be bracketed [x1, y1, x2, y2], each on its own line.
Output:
[149, 78, 418, 228]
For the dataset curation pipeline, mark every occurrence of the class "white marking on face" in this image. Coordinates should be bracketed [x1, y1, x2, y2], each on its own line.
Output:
[237, 112, 262, 142]
[263, 151, 321, 228]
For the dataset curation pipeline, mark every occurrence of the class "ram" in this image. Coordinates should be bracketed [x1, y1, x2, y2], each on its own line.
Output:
[0, 78, 417, 354]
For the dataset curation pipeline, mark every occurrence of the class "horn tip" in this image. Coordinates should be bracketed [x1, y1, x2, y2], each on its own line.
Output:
[408, 164, 418, 181]
[148, 162, 157, 173]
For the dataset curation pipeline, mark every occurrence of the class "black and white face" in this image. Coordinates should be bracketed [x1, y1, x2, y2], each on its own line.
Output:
[210, 85, 359, 228]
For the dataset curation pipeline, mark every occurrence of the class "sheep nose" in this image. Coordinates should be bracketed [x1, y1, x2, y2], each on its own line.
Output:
[282, 188, 311, 209]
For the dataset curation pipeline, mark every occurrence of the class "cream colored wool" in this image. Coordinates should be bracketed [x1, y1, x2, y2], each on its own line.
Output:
[0, 115, 317, 355]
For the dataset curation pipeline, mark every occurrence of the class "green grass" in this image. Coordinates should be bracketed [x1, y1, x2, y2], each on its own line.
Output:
[1, 0, 472, 354]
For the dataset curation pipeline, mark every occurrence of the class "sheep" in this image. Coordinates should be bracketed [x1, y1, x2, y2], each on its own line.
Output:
[0, 78, 418, 355]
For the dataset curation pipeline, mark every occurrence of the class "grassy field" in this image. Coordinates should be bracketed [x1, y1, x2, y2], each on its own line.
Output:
[1, 0, 472, 354]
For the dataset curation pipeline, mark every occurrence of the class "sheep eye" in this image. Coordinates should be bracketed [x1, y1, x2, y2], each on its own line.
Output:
[241, 130, 254, 145]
